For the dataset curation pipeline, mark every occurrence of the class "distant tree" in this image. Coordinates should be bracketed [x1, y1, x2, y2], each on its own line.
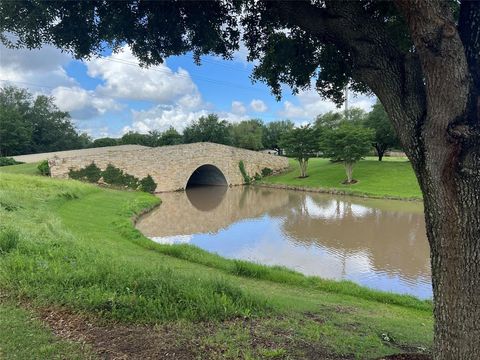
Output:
[321, 123, 374, 184]
[315, 108, 366, 133]
[183, 114, 232, 145]
[279, 125, 319, 178]
[231, 119, 264, 150]
[90, 137, 119, 148]
[262, 120, 294, 154]
[0, 86, 90, 155]
[363, 101, 400, 161]
[0, 86, 33, 156]
[158, 126, 183, 146]
[120, 131, 151, 146]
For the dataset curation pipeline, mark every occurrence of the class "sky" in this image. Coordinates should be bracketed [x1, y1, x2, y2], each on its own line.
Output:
[0, 42, 376, 138]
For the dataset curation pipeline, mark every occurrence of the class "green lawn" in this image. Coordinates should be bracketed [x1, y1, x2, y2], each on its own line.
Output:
[0, 164, 432, 359]
[0, 162, 41, 176]
[263, 157, 422, 200]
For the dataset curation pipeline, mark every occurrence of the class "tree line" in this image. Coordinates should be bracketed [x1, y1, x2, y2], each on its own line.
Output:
[1, 86, 399, 161]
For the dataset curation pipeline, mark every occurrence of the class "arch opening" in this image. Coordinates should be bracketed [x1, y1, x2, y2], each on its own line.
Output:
[186, 164, 228, 188]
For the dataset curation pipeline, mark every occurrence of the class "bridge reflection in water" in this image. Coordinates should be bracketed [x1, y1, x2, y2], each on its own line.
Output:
[136, 186, 431, 298]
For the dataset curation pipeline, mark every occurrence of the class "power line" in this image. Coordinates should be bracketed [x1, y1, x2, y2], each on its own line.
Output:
[101, 55, 265, 93]
[0, 78, 283, 121]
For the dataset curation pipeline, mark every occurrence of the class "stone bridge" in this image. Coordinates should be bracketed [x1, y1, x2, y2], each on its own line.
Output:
[49, 142, 289, 192]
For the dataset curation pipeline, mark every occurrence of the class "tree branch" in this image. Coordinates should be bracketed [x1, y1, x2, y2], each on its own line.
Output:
[274, 1, 427, 157]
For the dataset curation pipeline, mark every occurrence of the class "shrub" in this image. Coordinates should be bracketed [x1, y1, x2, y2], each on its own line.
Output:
[0, 227, 19, 254]
[0, 157, 23, 167]
[102, 164, 139, 189]
[238, 160, 251, 185]
[261, 167, 273, 177]
[102, 164, 125, 185]
[68, 162, 102, 183]
[37, 160, 50, 176]
[123, 173, 140, 189]
[253, 173, 262, 182]
[139, 175, 157, 193]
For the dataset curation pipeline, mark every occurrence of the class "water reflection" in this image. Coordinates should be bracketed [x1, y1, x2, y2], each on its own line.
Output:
[137, 186, 431, 298]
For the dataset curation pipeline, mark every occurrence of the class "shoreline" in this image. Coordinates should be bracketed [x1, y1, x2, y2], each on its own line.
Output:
[257, 182, 423, 202]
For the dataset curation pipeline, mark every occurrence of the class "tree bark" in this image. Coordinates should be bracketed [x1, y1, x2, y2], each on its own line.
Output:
[299, 158, 308, 178]
[344, 162, 354, 183]
[374, 144, 385, 161]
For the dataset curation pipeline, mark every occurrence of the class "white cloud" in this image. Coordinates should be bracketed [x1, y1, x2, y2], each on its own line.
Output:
[52, 86, 122, 119]
[86, 46, 202, 106]
[126, 105, 209, 134]
[250, 99, 268, 112]
[0, 42, 76, 90]
[279, 88, 375, 122]
[231, 100, 247, 115]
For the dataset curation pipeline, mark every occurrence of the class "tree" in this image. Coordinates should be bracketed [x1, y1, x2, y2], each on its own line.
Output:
[262, 120, 294, 154]
[3, 1, 479, 357]
[183, 114, 232, 145]
[158, 126, 183, 146]
[90, 137, 119, 148]
[120, 131, 151, 146]
[321, 123, 374, 183]
[364, 101, 400, 161]
[279, 125, 319, 178]
[231, 119, 264, 150]
[0, 86, 33, 156]
[315, 108, 366, 132]
[0, 86, 90, 155]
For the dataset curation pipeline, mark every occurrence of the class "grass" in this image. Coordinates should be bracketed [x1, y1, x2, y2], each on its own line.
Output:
[0, 161, 41, 175]
[263, 157, 422, 200]
[0, 163, 433, 359]
[0, 302, 92, 359]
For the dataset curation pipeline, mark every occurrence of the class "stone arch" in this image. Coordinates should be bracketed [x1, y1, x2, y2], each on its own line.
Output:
[185, 164, 228, 188]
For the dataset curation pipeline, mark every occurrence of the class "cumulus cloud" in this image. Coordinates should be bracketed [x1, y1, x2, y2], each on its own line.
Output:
[279, 89, 375, 122]
[250, 99, 268, 112]
[125, 105, 209, 134]
[231, 100, 247, 115]
[0, 42, 76, 90]
[86, 46, 202, 106]
[52, 86, 122, 119]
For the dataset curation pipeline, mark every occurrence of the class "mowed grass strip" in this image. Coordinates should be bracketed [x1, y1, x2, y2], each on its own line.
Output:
[0, 165, 433, 358]
[263, 157, 422, 200]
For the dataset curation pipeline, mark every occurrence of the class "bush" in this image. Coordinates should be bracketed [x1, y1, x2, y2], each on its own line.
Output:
[253, 173, 262, 182]
[69, 162, 102, 183]
[261, 167, 273, 177]
[0, 227, 19, 254]
[102, 164, 125, 185]
[238, 160, 251, 185]
[37, 160, 50, 176]
[102, 164, 139, 189]
[0, 157, 23, 167]
[139, 175, 157, 193]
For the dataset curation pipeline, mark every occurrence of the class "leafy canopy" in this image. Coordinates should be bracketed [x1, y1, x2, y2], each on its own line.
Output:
[183, 114, 232, 145]
[321, 123, 374, 164]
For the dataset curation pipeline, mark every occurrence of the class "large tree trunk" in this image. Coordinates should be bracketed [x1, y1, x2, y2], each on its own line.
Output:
[421, 176, 480, 358]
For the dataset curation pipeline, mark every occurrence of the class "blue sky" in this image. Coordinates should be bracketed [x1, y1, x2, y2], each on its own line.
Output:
[0, 42, 375, 138]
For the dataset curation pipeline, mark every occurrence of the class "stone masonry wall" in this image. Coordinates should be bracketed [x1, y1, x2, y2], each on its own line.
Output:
[49, 142, 289, 192]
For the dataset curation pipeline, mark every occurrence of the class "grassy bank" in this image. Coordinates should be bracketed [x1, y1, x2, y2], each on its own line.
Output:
[263, 158, 422, 200]
[0, 165, 432, 359]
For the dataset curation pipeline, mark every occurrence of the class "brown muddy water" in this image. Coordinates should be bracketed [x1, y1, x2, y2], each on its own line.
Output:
[136, 186, 431, 299]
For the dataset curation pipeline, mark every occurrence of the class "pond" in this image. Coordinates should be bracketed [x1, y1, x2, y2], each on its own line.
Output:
[136, 186, 432, 299]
